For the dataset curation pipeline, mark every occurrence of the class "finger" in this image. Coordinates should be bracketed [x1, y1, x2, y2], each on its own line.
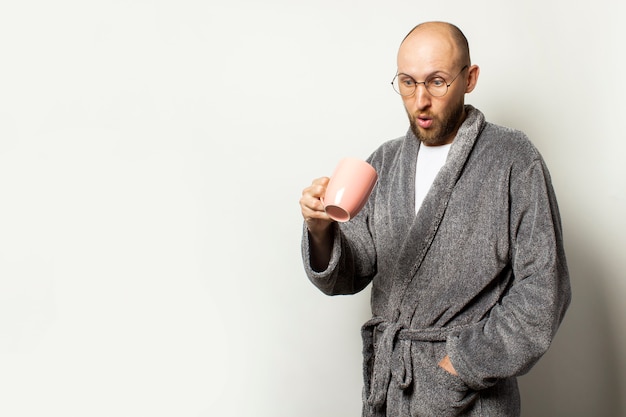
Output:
[300, 193, 325, 214]
[306, 176, 330, 191]
[304, 207, 332, 225]
[312, 176, 330, 186]
[300, 177, 331, 222]
[302, 177, 330, 199]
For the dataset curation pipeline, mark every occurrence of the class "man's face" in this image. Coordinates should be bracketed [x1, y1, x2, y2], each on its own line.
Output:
[397, 28, 469, 146]
[405, 88, 465, 146]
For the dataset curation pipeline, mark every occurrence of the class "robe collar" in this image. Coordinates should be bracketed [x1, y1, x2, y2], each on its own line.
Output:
[388, 105, 487, 321]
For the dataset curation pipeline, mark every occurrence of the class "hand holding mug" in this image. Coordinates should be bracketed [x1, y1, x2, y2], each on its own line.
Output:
[300, 176, 333, 237]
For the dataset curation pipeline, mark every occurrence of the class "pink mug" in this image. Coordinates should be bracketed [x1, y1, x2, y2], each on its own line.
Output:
[323, 158, 378, 222]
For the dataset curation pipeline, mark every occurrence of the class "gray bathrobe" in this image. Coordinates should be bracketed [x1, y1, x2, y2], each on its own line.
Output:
[301, 106, 571, 416]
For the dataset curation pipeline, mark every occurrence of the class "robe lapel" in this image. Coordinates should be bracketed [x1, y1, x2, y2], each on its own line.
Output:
[387, 130, 419, 235]
[389, 106, 487, 315]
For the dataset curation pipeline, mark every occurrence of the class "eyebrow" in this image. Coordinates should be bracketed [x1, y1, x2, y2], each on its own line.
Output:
[397, 70, 450, 80]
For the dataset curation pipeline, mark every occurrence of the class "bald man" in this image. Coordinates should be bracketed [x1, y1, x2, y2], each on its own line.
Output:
[300, 22, 570, 416]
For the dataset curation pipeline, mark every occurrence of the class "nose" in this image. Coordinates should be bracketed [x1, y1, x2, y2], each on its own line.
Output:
[416, 83, 432, 109]
[407, 83, 431, 111]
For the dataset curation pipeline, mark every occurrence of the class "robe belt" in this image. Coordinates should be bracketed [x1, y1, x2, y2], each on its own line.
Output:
[361, 316, 471, 409]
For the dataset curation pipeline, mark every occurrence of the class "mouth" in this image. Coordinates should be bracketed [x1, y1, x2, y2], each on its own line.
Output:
[416, 115, 433, 129]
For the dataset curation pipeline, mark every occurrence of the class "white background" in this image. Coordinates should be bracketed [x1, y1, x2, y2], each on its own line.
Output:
[1, 1, 624, 416]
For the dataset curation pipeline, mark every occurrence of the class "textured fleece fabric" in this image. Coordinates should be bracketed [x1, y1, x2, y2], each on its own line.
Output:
[301, 106, 571, 416]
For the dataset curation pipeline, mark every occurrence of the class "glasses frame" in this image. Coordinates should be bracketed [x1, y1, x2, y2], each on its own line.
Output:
[391, 65, 469, 97]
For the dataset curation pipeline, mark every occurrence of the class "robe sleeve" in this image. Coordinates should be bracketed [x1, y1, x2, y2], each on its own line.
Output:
[447, 158, 571, 390]
[301, 206, 377, 296]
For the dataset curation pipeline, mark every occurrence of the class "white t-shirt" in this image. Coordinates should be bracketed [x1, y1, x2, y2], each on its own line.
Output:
[415, 143, 452, 213]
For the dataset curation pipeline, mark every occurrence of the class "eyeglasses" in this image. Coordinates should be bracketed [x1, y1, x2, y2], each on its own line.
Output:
[391, 65, 468, 97]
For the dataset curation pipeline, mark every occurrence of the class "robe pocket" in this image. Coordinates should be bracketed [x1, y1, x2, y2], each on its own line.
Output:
[409, 342, 477, 417]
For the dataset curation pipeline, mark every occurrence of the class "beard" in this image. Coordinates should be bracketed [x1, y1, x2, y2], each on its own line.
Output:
[408, 99, 465, 146]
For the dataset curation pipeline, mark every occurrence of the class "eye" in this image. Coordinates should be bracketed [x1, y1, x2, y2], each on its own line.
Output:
[399, 77, 415, 87]
[428, 77, 446, 88]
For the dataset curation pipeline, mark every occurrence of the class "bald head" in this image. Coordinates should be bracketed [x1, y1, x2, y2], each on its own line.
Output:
[395, 22, 479, 146]
[400, 22, 470, 68]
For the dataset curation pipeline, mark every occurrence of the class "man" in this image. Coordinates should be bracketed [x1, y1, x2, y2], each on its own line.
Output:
[299, 21, 571, 416]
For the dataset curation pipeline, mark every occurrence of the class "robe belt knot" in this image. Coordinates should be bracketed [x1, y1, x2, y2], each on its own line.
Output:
[361, 316, 466, 409]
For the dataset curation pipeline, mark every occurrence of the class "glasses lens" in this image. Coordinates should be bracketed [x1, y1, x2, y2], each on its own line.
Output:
[426, 79, 447, 97]
[392, 76, 413, 96]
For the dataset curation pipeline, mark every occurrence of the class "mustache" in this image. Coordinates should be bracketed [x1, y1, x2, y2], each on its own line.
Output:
[405, 109, 436, 120]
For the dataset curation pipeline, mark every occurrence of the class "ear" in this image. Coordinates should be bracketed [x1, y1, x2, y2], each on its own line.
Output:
[465, 65, 480, 93]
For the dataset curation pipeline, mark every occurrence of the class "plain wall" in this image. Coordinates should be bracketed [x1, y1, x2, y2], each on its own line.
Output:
[0, 1, 624, 416]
